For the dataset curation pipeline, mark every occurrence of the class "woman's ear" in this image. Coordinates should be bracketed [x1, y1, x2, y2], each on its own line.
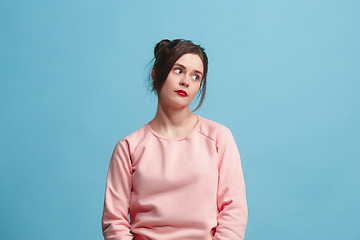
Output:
[151, 68, 155, 81]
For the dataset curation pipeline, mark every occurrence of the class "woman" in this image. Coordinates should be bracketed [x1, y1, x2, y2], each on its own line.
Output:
[102, 39, 248, 240]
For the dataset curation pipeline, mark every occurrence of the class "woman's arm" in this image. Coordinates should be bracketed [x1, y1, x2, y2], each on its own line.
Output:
[213, 126, 248, 240]
[102, 140, 133, 240]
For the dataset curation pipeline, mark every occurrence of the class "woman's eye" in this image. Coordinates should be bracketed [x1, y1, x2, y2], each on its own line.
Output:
[174, 69, 182, 74]
[192, 75, 199, 80]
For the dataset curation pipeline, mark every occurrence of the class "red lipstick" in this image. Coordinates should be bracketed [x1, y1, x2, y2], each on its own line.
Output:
[175, 90, 188, 97]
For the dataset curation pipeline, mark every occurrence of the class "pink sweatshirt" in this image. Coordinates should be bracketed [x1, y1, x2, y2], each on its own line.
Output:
[102, 115, 248, 240]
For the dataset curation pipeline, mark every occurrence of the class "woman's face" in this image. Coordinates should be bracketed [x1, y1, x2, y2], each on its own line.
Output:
[158, 53, 204, 110]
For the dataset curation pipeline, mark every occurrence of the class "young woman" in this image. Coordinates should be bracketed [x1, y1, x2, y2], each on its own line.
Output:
[102, 39, 248, 240]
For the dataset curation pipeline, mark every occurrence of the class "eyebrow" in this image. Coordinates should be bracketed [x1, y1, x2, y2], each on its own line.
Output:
[174, 63, 203, 76]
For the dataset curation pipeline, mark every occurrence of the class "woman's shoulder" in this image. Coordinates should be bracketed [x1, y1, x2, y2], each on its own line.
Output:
[197, 115, 233, 142]
[115, 123, 152, 149]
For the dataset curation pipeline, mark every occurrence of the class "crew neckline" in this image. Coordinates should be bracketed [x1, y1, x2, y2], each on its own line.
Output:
[145, 115, 201, 141]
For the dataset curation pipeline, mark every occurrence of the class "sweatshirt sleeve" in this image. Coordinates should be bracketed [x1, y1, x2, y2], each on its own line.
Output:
[102, 140, 133, 240]
[213, 126, 248, 240]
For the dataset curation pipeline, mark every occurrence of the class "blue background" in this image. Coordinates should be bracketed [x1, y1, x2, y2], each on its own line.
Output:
[1, 0, 359, 239]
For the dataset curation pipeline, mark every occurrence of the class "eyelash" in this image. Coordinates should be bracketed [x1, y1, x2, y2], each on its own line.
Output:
[174, 68, 200, 80]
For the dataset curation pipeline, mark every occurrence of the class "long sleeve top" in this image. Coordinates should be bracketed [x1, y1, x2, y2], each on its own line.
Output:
[102, 115, 248, 240]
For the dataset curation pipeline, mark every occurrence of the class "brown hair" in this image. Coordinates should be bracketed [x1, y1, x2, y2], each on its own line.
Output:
[151, 39, 208, 111]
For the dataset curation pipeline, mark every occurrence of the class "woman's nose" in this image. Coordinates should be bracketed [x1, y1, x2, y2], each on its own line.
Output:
[179, 76, 189, 87]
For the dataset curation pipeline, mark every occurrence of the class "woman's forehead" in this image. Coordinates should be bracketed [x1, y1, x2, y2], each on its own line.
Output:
[175, 53, 204, 74]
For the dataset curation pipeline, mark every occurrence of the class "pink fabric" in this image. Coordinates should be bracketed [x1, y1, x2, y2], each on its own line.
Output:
[102, 115, 248, 240]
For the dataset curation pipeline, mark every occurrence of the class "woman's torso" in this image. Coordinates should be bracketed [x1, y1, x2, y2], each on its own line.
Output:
[124, 116, 223, 239]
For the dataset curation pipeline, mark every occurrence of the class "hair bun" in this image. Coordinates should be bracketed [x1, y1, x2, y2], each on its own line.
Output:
[154, 39, 171, 57]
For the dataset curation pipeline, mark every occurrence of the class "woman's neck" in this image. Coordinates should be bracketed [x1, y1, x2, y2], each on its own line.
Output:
[149, 103, 198, 139]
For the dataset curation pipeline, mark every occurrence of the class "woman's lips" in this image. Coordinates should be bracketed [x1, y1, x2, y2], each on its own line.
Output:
[175, 90, 188, 97]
